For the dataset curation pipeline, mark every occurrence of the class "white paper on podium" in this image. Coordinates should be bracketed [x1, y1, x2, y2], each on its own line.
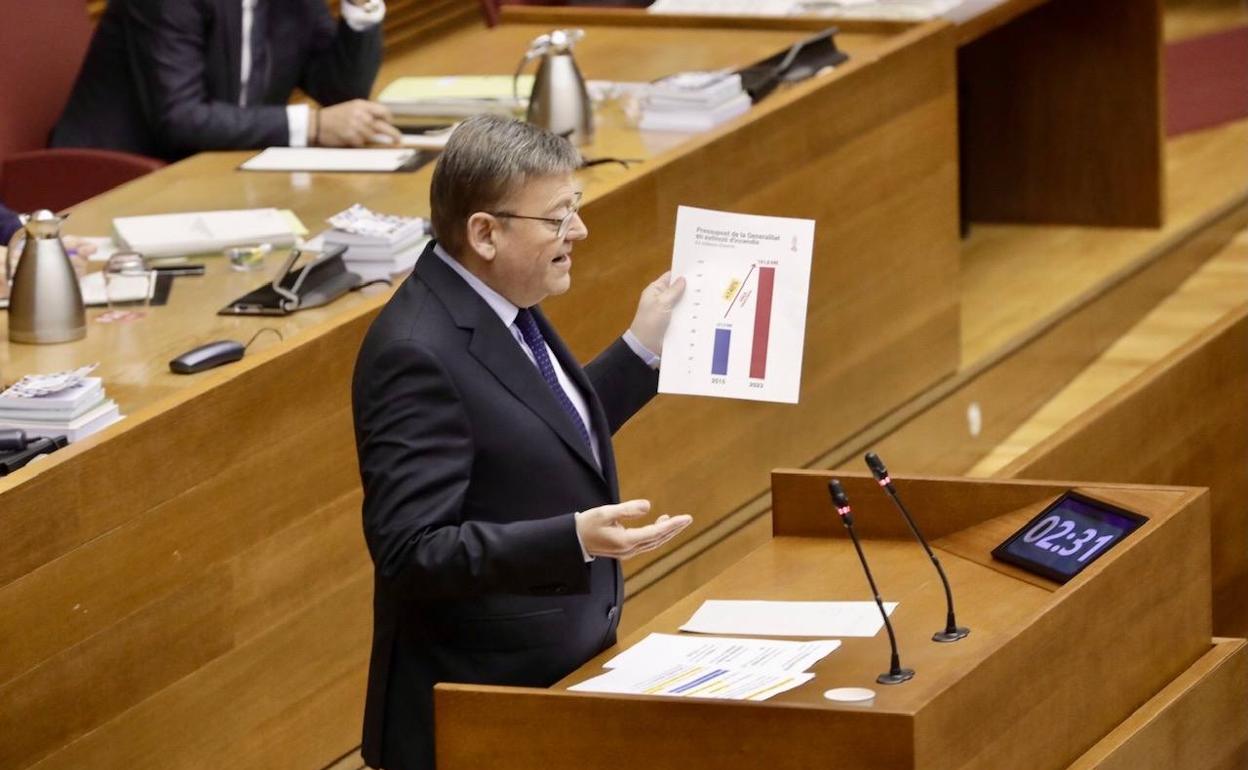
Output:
[679, 600, 898, 638]
[569, 662, 814, 701]
[658, 205, 814, 404]
[604, 633, 840, 675]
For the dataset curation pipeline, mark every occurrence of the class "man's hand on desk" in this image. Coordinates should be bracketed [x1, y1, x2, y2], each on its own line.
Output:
[576, 500, 693, 560]
[629, 271, 686, 356]
[316, 99, 402, 147]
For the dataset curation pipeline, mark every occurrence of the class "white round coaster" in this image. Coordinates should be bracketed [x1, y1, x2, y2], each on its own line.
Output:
[824, 687, 876, 703]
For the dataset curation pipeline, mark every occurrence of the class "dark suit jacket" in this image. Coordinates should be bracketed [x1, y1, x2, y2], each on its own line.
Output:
[352, 242, 659, 770]
[51, 0, 382, 160]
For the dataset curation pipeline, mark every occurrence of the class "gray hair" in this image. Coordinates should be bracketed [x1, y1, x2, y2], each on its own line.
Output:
[429, 114, 582, 256]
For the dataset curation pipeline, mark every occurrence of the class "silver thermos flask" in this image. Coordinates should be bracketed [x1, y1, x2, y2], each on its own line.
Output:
[5, 209, 87, 344]
[516, 28, 594, 145]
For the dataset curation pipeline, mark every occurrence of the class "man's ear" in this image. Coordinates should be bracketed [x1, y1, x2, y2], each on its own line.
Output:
[465, 212, 498, 263]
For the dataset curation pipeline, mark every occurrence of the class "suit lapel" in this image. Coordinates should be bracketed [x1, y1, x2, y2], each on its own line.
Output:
[414, 246, 605, 481]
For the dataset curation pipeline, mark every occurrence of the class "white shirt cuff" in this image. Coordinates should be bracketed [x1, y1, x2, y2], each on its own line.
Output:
[573, 512, 594, 562]
[623, 330, 661, 369]
[341, 0, 385, 31]
[286, 104, 311, 147]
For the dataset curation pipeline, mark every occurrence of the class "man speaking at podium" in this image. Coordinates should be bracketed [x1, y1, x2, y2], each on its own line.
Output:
[352, 115, 692, 770]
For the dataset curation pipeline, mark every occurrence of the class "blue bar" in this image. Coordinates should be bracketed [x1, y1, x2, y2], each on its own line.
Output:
[712, 327, 731, 375]
[671, 669, 729, 694]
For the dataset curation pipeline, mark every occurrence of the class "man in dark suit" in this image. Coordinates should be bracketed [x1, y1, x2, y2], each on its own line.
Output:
[51, 0, 400, 161]
[352, 115, 692, 770]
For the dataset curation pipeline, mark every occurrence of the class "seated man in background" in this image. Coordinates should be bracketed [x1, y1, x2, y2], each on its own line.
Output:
[353, 115, 691, 770]
[52, 0, 401, 161]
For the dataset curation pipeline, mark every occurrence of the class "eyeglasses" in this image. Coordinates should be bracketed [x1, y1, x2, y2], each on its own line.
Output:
[490, 194, 583, 240]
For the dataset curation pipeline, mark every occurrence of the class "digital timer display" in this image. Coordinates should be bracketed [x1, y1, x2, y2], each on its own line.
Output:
[991, 492, 1147, 583]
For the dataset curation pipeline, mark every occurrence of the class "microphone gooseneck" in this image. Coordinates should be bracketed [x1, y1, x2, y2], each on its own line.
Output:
[865, 452, 970, 643]
[827, 479, 914, 685]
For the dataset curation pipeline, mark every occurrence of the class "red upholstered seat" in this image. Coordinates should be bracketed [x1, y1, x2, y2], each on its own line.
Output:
[0, 0, 163, 213]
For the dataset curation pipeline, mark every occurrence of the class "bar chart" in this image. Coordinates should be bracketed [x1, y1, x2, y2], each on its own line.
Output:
[660, 206, 813, 403]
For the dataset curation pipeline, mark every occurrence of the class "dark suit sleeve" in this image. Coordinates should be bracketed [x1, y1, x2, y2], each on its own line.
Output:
[132, 0, 288, 154]
[0, 202, 19, 245]
[298, 7, 383, 106]
[356, 337, 591, 600]
[584, 337, 659, 436]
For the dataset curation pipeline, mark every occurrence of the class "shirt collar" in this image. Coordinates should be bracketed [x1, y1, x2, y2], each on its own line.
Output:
[433, 242, 520, 329]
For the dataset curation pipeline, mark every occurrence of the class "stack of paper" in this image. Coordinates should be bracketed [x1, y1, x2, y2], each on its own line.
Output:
[112, 208, 303, 258]
[0, 373, 121, 443]
[323, 205, 429, 283]
[796, 0, 960, 20]
[379, 76, 533, 118]
[569, 633, 840, 701]
[240, 148, 420, 173]
[639, 71, 752, 133]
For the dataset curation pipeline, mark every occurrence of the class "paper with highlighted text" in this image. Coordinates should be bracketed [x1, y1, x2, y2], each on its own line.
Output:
[659, 206, 814, 403]
[568, 634, 839, 701]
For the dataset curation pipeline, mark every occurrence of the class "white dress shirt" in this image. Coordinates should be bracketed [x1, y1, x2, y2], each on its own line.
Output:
[238, 0, 386, 146]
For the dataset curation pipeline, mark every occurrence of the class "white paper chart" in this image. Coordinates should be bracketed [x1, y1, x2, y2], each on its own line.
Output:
[659, 206, 814, 403]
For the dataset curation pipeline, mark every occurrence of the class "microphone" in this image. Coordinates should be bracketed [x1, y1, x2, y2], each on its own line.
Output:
[827, 479, 914, 685]
[865, 452, 969, 643]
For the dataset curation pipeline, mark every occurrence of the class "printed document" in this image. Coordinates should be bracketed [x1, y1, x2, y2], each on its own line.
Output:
[604, 633, 840, 674]
[569, 633, 839, 701]
[659, 206, 814, 403]
[569, 663, 813, 701]
[112, 208, 302, 258]
[680, 600, 897, 637]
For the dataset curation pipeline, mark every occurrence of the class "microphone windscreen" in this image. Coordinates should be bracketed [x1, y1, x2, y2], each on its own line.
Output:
[864, 452, 888, 480]
[827, 479, 849, 508]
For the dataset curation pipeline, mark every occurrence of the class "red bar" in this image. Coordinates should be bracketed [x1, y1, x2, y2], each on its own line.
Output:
[749, 266, 775, 379]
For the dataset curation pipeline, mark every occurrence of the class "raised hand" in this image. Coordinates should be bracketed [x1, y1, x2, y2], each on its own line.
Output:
[575, 499, 692, 560]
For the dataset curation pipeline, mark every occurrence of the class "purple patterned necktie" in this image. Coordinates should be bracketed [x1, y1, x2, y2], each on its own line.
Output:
[514, 308, 592, 450]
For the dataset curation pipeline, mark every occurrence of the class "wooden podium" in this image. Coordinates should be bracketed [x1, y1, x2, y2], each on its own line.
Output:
[434, 472, 1248, 769]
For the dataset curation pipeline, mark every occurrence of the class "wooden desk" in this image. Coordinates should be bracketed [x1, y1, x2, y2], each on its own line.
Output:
[435, 472, 1246, 769]
[508, 0, 1165, 227]
[0, 16, 960, 770]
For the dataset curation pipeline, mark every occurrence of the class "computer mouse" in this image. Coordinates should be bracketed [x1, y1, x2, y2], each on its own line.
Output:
[169, 339, 246, 374]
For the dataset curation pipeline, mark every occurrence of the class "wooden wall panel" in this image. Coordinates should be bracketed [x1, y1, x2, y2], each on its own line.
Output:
[0, 571, 233, 769]
[959, 0, 1164, 225]
[0, 408, 356, 683]
[27, 571, 373, 770]
[850, 202, 1248, 480]
[1001, 304, 1248, 635]
[4, 490, 371, 769]
[0, 309, 377, 769]
[1069, 639, 1248, 770]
